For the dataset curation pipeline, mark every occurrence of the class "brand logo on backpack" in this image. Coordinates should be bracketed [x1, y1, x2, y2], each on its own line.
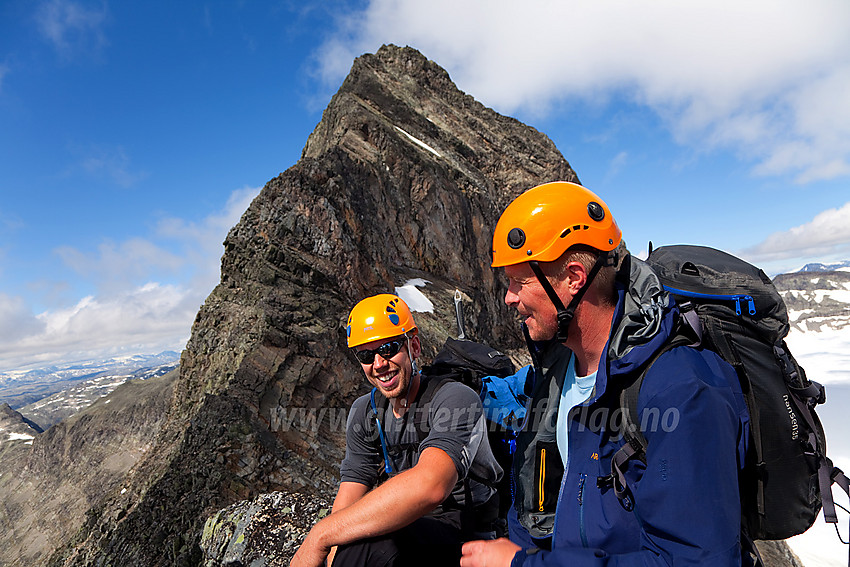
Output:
[783, 394, 799, 441]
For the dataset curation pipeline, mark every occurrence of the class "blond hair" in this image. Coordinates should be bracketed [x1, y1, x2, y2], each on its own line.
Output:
[540, 242, 628, 307]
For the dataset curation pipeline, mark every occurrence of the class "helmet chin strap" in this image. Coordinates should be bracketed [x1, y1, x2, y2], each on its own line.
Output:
[529, 251, 613, 343]
[401, 333, 419, 408]
[405, 332, 419, 375]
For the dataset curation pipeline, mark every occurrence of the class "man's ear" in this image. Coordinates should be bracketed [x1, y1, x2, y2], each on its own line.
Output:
[410, 334, 422, 359]
[564, 261, 588, 294]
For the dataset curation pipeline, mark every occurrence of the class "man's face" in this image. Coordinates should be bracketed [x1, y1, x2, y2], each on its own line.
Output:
[355, 334, 421, 400]
[504, 262, 561, 342]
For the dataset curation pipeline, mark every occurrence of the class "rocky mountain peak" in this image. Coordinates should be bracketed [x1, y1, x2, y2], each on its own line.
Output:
[0, 403, 42, 436]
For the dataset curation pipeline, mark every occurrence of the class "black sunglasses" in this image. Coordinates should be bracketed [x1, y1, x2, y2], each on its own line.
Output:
[353, 338, 407, 365]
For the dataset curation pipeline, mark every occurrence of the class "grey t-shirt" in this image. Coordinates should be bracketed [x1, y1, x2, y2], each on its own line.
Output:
[340, 376, 502, 507]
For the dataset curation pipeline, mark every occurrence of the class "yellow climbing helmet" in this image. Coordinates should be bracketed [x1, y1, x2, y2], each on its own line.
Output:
[346, 294, 418, 348]
[491, 181, 622, 268]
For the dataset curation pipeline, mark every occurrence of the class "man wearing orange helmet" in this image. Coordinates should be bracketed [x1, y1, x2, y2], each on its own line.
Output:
[292, 294, 502, 567]
[461, 182, 750, 566]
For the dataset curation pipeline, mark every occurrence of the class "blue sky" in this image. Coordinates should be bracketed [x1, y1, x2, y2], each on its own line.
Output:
[1, 0, 849, 371]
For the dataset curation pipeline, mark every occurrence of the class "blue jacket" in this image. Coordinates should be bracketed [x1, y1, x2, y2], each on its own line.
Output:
[489, 256, 750, 566]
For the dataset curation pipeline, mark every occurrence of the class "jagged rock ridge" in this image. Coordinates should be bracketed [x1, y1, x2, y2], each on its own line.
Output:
[0, 403, 43, 436]
[33, 44, 577, 566]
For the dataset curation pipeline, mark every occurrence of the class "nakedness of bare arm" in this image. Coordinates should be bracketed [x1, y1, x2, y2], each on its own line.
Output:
[331, 481, 370, 513]
[291, 447, 459, 567]
[326, 481, 369, 566]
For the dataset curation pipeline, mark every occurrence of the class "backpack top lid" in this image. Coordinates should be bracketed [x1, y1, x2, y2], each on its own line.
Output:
[428, 337, 515, 377]
[647, 245, 789, 344]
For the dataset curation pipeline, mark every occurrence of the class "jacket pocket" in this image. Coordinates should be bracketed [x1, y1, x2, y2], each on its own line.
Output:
[533, 441, 564, 514]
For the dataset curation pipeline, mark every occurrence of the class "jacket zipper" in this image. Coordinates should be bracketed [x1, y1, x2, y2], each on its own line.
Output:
[662, 286, 756, 316]
[538, 448, 546, 511]
[578, 473, 589, 547]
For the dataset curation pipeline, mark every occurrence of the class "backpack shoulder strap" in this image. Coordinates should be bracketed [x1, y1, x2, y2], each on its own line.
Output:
[369, 387, 394, 475]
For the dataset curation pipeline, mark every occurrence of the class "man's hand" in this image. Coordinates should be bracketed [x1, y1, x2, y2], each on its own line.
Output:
[461, 538, 521, 567]
[290, 531, 331, 567]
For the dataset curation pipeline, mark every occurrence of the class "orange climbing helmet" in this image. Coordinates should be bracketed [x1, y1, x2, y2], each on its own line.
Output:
[491, 182, 622, 268]
[346, 294, 418, 348]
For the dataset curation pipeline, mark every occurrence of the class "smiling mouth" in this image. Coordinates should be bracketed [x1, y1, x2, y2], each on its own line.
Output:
[377, 371, 398, 383]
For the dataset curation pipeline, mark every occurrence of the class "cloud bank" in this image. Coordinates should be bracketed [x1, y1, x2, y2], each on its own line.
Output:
[0, 186, 260, 372]
[314, 0, 850, 184]
[742, 201, 850, 267]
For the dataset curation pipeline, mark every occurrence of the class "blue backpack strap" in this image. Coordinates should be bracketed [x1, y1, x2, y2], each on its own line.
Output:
[370, 387, 393, 475]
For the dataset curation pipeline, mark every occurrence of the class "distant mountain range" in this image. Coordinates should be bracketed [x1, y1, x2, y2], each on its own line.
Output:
[796, 260, 850, 273]
[774, 267, 850, 333]
[15, 361, 178, 430]
[0, 351, 180, 410]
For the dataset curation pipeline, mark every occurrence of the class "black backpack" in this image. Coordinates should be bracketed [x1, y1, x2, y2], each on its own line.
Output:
[369, 336, 516, 534]
[608, 245, 849, 547]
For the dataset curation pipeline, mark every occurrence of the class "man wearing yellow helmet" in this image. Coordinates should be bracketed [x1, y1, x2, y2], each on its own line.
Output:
[461, 182, 750, 566]
[292, 294, 502, 567]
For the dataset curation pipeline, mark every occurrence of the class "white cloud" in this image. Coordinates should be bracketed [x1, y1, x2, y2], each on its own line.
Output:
[0, 293, 46, 343]
[605, 151, 629, 182]
[313, 0, 850, 184]
[79, 146, 147, 187]
[36, 0, 109, 58]
[56, 239, 184, 292]
[0, 187, 261, 372]
[53, 186, 260, 295]
[0, 283, 194, 371]
[742, 201, 850, 266]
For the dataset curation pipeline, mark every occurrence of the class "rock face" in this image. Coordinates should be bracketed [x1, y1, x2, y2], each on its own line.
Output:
[774, 269, 850, 332]
[0, 403, 43, 436]
[755, 540, 806, 567]
[41, 45, 577, 566]
[0, 403, 41, 464]
[200, 491, 332, 567]
[0, 370, 177, 566]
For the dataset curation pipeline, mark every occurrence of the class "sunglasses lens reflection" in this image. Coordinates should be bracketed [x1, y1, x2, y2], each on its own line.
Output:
[354, 339, 405, 364]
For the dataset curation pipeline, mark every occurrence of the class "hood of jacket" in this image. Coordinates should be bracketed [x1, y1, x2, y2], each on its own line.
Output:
[597, 253, 678, 398]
